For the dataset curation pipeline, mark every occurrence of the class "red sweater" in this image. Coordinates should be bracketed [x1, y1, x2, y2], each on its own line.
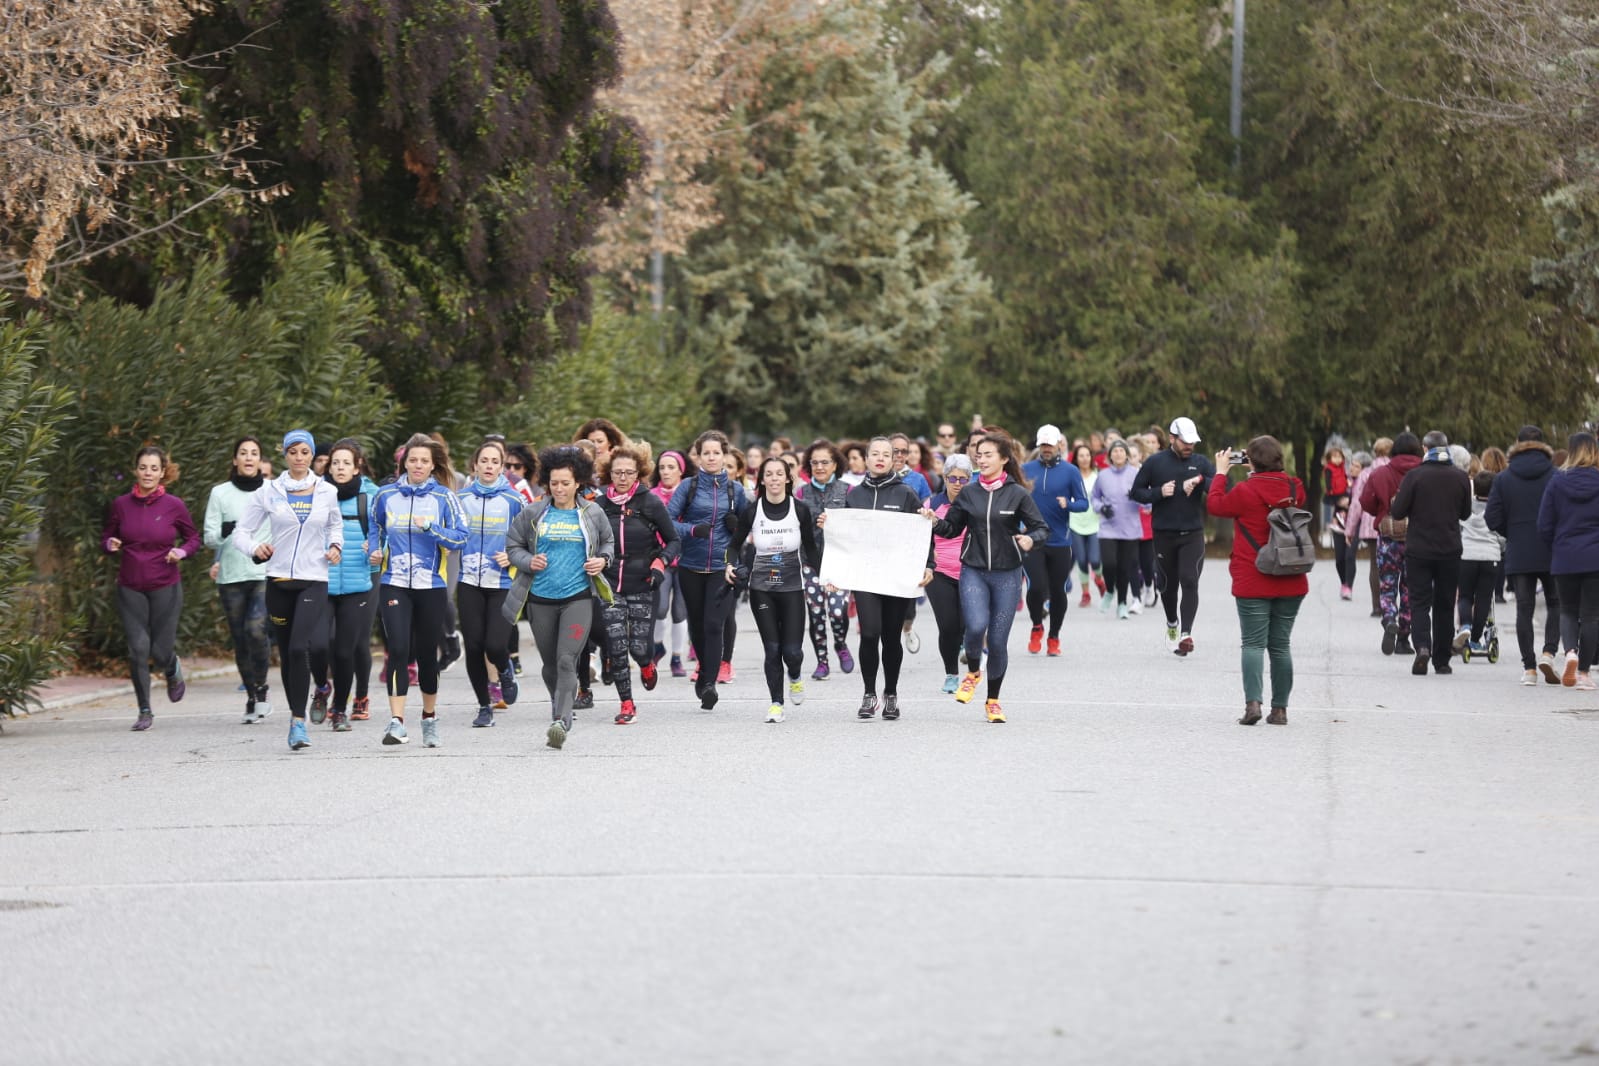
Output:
[1207, 472, 1310, 599]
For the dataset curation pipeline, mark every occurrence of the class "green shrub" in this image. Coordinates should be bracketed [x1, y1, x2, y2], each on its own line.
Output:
[0, 310, 74, 720]
[40, 230, 400, 662]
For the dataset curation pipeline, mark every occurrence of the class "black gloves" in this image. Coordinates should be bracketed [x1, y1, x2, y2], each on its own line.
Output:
[1098, 504, 1115, 519]
[690, 523, 712, 539]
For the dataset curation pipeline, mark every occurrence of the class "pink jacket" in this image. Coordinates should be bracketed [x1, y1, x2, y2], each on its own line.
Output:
[1345, 458, 1388, 541]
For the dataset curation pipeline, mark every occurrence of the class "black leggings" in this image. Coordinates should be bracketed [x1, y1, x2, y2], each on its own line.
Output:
[1024, 543, 1074, 637]
[310, 589, 379, 712]
[854, 590, 912, 696]
[678, 569, 737, 699]
[1100, 539, 1136, 607]
[750, 588, 806, 704]
[380, 585, 449, 697]
[1333, 532, 1357, 587]
[266, 581, 332, 718]
[458, 582, 512, 706]
[925, 571, 964, 674]
[1511, 573, 1560, 669]
[116, 584, 182, 710]
[1153, 530, 1205, 632]
[1556, 571, 1599, 672]
[601, 591, 655, 702]
[1456, 560, 1496, 641]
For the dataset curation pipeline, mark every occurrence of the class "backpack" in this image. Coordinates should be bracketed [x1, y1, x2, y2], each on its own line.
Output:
[1236, 482, 1316, 576]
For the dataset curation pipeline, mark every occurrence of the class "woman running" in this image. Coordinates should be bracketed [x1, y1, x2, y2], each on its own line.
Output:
[729, 457, 822, 722]
[503, 445, 615, 749]
[796, 439, 854, 680]
[230, 431, 343, 750]
[667, 431, 748, 710]
[104, 445, 199, 731]
[1070, 443, 1107, 609]
[311, 438, 381, 730]
[457, 440, 526, 729]
[597, 445, 680, 725]
[819, 437, 933, 721]
[651, 449, 693, 677]
[927, 432, 1050, 723]
[203, 436, 272, 724]
[366, 437, 468, 749]
[1091, 439, 1142, 619]
[926, 453, 972, 692]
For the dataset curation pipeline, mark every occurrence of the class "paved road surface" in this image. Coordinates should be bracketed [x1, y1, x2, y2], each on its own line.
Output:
[4, 565, 1597, 1064]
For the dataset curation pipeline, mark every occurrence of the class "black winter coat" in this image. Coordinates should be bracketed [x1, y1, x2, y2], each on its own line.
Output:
[1484, 441, 1556, 575]
[1389, 459, 1473, 560]
[596, 487, 680, 596]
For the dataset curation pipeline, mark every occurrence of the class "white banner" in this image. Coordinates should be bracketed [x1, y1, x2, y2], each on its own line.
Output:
[818, 508, 932, 599]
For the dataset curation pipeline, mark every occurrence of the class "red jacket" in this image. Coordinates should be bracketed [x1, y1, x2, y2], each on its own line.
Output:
[1207, 471, 1310, 599]
[1358, 453, 1421, 526]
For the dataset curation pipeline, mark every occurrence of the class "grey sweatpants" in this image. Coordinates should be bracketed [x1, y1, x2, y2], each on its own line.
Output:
[117, 583, 182, 710]
[528, 596, 593, 730]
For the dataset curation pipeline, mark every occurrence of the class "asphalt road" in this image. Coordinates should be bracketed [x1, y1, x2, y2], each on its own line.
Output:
[4, 564, 1597, 1065]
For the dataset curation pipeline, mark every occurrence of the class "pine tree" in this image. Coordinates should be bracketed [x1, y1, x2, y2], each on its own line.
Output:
[678, 0, 988, 437]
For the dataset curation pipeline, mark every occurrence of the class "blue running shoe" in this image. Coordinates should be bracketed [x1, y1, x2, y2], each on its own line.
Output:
[288, 719, 310, 751]
[472, 706, 495, 728]
[498, 664, 519, 706]
[942, 674, 958, 694]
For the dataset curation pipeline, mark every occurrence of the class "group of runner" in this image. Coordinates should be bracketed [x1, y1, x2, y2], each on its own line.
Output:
[98, 414, 1316, 751]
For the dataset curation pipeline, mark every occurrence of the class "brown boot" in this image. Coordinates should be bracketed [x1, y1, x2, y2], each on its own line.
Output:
[1239, 700, 1262, 726]
[1267, 707, 1287, 725]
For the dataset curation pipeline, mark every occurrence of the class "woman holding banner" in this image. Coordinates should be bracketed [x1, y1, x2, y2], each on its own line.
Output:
[818, 437, 934, 722]
[925, 433, 1050, 723]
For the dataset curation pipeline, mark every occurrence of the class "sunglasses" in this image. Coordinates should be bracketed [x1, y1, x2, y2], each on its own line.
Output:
[945, 475, 971, 484]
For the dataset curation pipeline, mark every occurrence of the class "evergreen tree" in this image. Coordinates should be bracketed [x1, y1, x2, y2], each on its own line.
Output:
[956, 0, 1298, 437]
[678, 0, 988, 438]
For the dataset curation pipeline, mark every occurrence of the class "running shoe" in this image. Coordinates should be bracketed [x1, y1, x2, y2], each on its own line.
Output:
[766, 704, 784, 724]
[718, 661, 734, 684]
[699, 683, 719, 710]
[789, 679, 806, 705]
[254, 692, 273, 722]
[1093, 573, 1106, 596]
[1340, 585, 1353, 600]
[836, 645, 855, 674]
[1165, 625, 1180, 653]
[242, 696, 257, 725]
[640, 662, 658, 691]
[653, 641, 666, 664]
[954, 672, 982, 704]
[811, 660, 830, 681]
[1564, 650, 1579, 687]
[422, 717, 439, 747]
[1578, 672, 1597, 692]
[903, 628, 920, 654]
[439, 631, 462, 672]
[857, 693, 879, 719]
[1117, 604, 1130, 620]
[1078, 588, 1091, 608]
[165, 659, 186, 703]
[615, 700, 637, 725]
[489, 682, 503, 707]
[382, 718, 409, 745]
[1046, 638, 1061, 657]
[1027, 625, 1044, 655]
[499, 665, 519, 706]
[1451, 626, 1471, 656]
[1142, 586, 1157, 607]
[670, 655, 687, 678]
[131, 710, 153, 732]
[573, 689, 594, 710]
[985, 699, 1006, 723]
[1394, 633, 1415, 656]
[1100, 592, 1114, 613]
[288, 719, 310, 751]
[1128, 599, 1142, 616]
[1521, 669, 1538, 687]
[942, 674, 958, 694]
[1177, 633, 1194, 657]
[1539, 651, 1561, 685]
[350, 696, 369, 721]
[882, 694, 900, 721]
[546, 721, 567, 749]
[472, 706, 496, 728]
[310, 682, 331, 724]
[331, 711, 351, 732]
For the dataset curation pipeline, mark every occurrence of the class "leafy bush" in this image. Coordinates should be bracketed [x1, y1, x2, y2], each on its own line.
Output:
[0, 309, 74, 720]
[39, 230, 400, 662]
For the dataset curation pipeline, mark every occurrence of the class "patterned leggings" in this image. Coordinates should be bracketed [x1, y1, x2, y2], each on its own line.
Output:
[601, 592, 656, 702]
[1377, 536, 1411, 634]
[802, 565, 850, 663]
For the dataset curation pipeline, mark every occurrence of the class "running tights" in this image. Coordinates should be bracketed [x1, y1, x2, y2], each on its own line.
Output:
[116, 584, 182, 711]
[458, 582, 513, 707]
[380, 585, 448, 698]
[751, 588, 806, 704]
[854, 591, 911, 696]
[1024, 544, 1073, 637]
[266, 581, 332, 718]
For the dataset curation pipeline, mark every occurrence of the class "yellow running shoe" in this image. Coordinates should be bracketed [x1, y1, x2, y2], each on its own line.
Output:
[985, 699, 1006, 723]
[954, 671, 982, 704]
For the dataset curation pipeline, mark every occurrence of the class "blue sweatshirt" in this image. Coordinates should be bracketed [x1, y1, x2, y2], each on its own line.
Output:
[668, 471, 748, 572]
[368, 477, 468, 590]
[1021, 457, 1090, 548]
[458, 476, 525, 590]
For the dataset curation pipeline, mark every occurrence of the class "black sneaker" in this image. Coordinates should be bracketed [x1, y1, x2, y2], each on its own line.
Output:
[1381, 623, 1397, 656]
[881, 695, 900, 721]
[1434, 661, 1453, 675]
[1395, 634, 1415, 656]
[858, 693, 879, 719]
[438, 631, 462, 673]
[573, 689, 594, 710]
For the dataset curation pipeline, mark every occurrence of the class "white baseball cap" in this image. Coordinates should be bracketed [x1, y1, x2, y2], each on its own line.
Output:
[1168, 417, 1202, 444]
[1035, 424, 1065, 448]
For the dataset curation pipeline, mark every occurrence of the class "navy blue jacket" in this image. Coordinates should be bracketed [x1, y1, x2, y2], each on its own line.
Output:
[1021, 458, 1089, 548]
[1537, 465, 1599, 576]
[1484, 441, 1555, 575]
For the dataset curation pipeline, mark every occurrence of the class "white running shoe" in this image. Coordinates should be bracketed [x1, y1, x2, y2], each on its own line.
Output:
[382, 717, 409, 745]
[1521, 669, 1538, 686]
[788, 679, 805, 705]
[1128, 599, 1143, 616]
[903, 628, 920, 653]
[766, 704, 784, 723]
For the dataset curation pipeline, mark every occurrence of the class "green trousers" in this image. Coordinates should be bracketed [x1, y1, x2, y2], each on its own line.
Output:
[1236, 596, 1304, 708]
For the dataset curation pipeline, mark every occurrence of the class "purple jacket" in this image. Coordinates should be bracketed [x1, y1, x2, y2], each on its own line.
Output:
[1090, 463, 1144, 540]
[102, 489, 200, 591]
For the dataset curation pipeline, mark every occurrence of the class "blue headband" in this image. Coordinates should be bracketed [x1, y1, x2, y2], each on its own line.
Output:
[282, 429, 315, 455]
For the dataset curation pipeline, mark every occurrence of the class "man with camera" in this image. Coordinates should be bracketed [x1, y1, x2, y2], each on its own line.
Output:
[1130, 417, 1216, 655]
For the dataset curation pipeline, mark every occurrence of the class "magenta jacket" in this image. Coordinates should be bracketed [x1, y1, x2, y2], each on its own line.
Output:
[102, 489, 200, 591]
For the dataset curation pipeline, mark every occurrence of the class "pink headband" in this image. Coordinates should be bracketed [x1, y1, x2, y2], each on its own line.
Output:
[662, 450, 687, 471]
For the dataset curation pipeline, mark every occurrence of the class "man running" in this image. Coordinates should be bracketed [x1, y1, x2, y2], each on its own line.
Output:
[1130, 416, 1216, 655]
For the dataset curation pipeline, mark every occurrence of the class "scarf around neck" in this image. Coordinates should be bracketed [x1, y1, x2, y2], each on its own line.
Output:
[279, 470, 319, 493]
[978, 471, 1008, 492]
[230, 472, 264, 493]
